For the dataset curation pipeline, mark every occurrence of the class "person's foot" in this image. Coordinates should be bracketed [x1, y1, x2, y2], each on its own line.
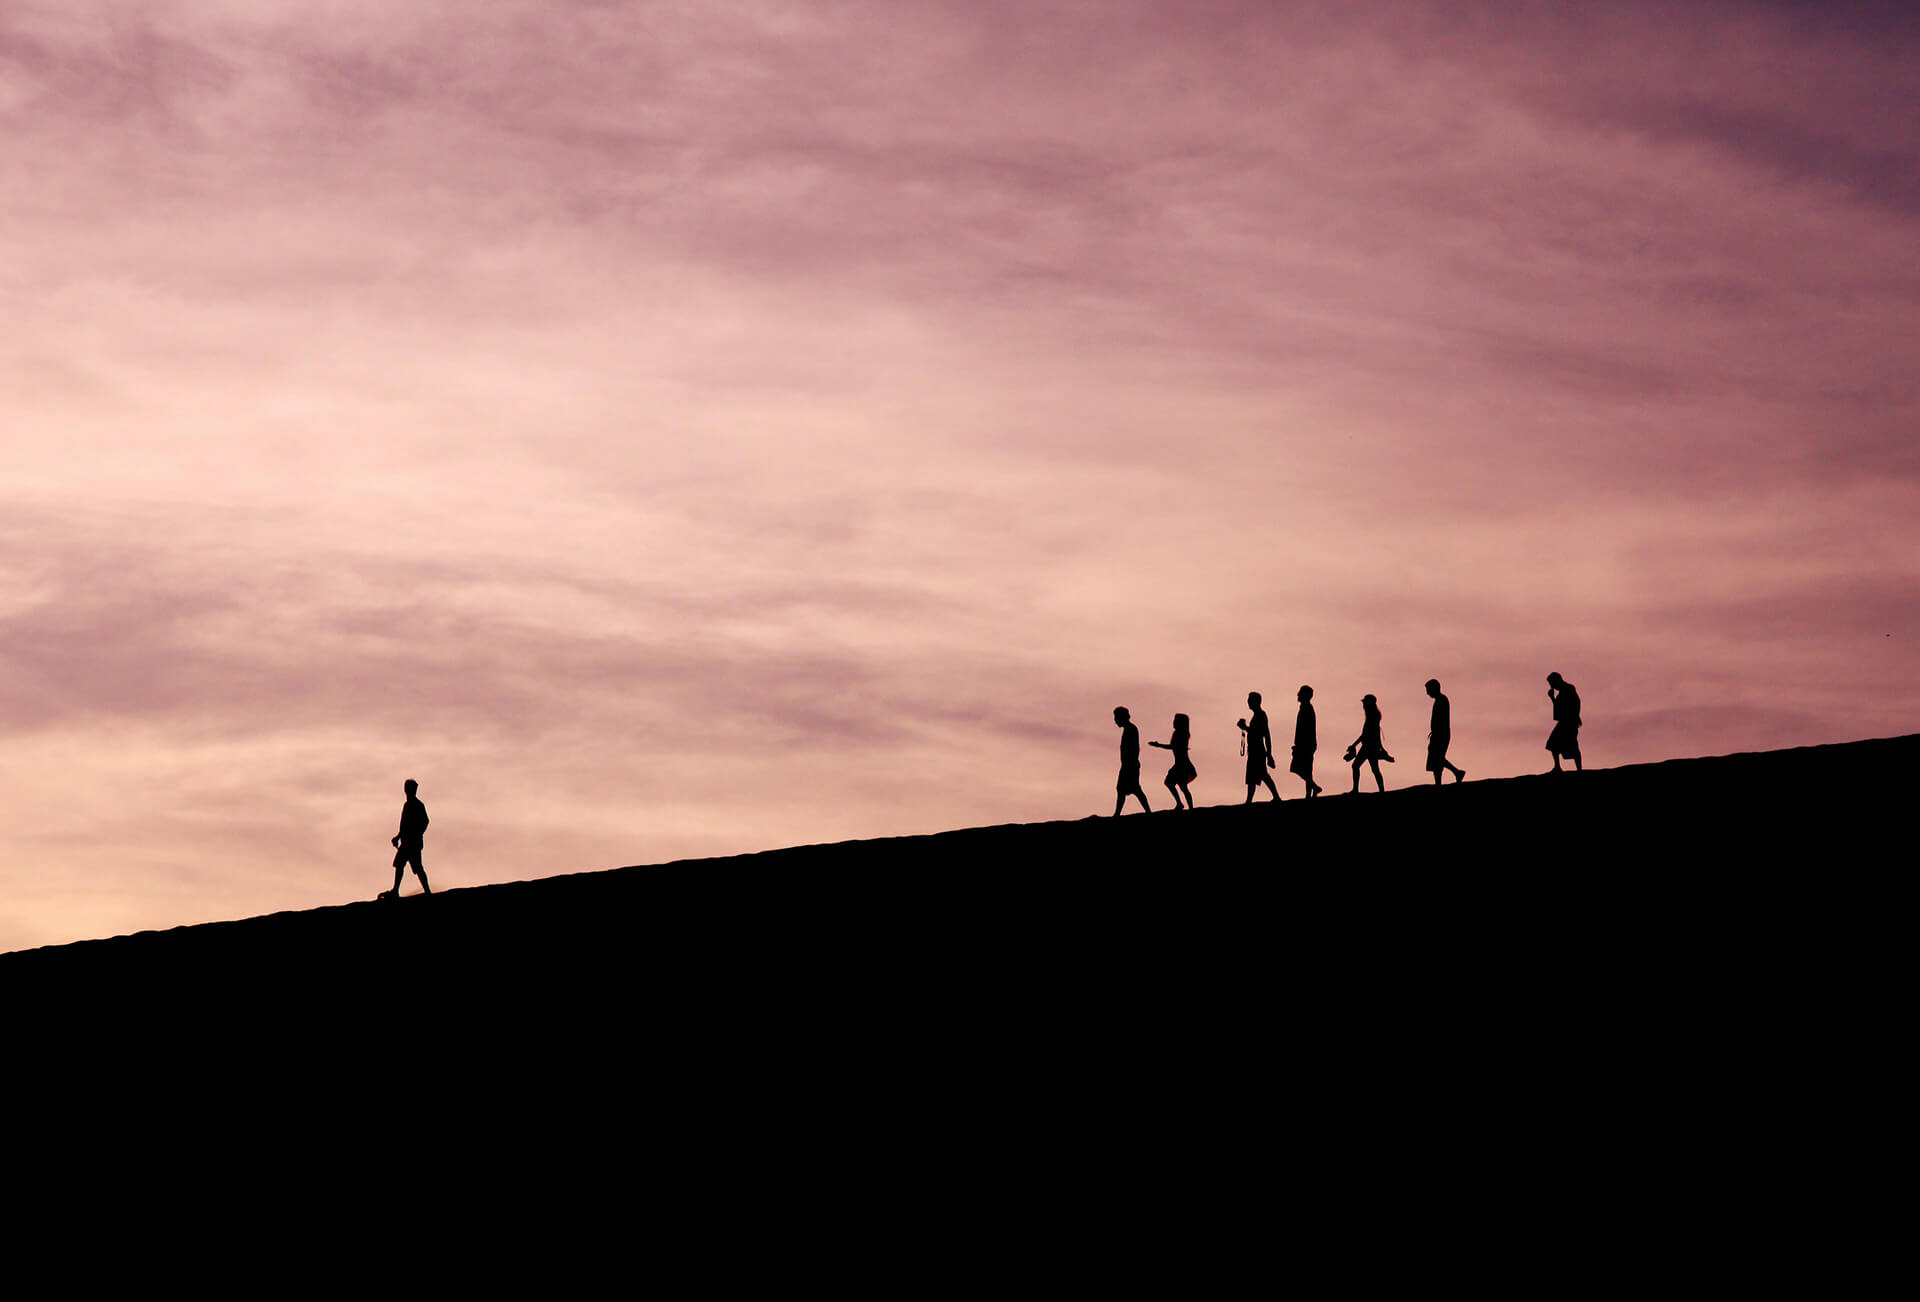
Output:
[1453, 769, 1465, 782]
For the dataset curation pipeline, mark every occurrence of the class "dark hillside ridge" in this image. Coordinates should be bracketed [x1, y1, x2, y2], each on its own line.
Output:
[10, 735, 1910, 1007]
[12, 735, 1907, 1198]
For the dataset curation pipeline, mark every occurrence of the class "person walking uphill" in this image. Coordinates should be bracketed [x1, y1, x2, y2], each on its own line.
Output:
[1238, 692, 1281, 803]
[383, 778, 432, 899]
[1345, 694, 1393, 793]
[1149, 712, 1198, 810]
[1291, 685, 1322, 798]
[1112, 707, 1152, 816]
[1546, 673, 1582, 772]
[1425, 679, 1466, 785]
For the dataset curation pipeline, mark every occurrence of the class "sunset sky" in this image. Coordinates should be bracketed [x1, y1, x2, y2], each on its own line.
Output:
[4, 1, 1917, 950]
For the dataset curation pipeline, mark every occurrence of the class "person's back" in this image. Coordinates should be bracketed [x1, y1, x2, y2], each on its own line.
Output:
[1555, 683, 1580, 723]
[1431, 691, 1450, 739]
[1120, 719, 1140, 765]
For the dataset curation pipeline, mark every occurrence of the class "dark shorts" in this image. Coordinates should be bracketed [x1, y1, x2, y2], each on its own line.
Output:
[393, 843, 424, 871]
[1289, 749, 1314, 780]
[1426, 735, 1450, 772]
[1547, 721, 1581, 757]
[1117, 762, 1144, 794]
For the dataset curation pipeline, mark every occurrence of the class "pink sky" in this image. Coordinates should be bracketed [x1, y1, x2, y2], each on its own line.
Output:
[4, 1, 1917, 950]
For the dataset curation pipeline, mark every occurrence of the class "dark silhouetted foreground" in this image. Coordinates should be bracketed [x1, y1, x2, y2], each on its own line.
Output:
[9, 733, 1909, 1242]
[13, 735, 1909, 992]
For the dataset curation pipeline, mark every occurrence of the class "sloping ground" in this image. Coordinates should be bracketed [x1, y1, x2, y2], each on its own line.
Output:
[10, 737, 1906, 1263]
[11, 734, 1909, 1006]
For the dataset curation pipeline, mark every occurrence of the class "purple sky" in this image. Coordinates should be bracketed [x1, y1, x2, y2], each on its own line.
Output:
[4, 1, 1917, 949]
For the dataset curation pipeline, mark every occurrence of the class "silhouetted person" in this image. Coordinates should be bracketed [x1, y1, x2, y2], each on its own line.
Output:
[1113, 707, 1152, 816]
[1148, 712, 1197, 810]
[1546, 672, 1582, 772]
[1424, 679, 1466, 785]
[1345, 694, 1393, 793]
[1291, 685, 1322, 798]
[1237, 691, 1280, 803]
[384, 778, 431, 899]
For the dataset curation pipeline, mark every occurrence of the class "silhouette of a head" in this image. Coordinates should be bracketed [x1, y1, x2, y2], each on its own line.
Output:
[1547, 672, 1564, 686]
[1362, 694, 1376, 705]
[1173, 712, 1189, 731]
[1247, 691, 1262, 708]
[404, 778, 418, 795]
[1113, 707, 1130, 725]
[1425, 679, 1441, 696]
[1298, 685, 1312, 702]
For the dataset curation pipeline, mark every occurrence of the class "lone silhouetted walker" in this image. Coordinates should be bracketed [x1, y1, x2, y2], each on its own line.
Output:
[1148, 712, 1197, 810]
[1345, 694, 1394, 793]
[1424, 679, 1467, 785]
[1237, 692, 1280, 803]
[1112, 707, 1152, 816]
[1291, 685, 1323, 798]
[1546, 672, 1582, 772]
[383, 779, 431, 899]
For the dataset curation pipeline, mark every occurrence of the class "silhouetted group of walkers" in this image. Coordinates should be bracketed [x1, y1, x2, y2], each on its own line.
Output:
[376, 677, 1585, 895]
[1110, 673, 1582, 814]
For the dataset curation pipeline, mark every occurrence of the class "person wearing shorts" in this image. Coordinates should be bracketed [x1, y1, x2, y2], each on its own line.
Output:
[384, 778, 432, 898]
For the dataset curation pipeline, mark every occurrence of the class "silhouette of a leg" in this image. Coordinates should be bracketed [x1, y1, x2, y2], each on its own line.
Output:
[415, 866, 431, 895]
[1447, 762, 1465, 782]
[1369, 759, 1384, 792]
